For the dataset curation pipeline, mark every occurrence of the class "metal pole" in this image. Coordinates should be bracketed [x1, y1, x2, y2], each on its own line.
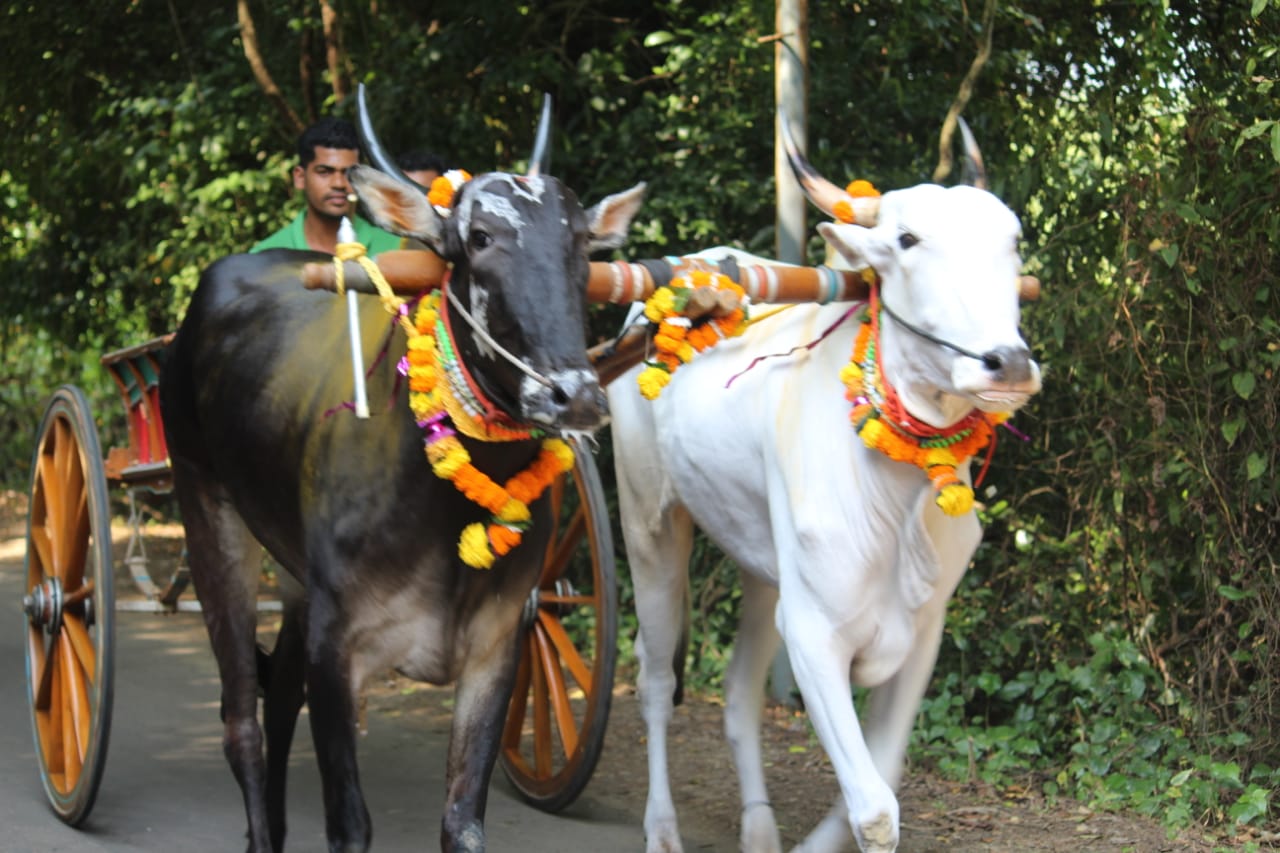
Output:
[775, 0, 808, 265]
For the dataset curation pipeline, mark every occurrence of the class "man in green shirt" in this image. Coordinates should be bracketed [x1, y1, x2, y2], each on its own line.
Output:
[251, 116, 403, 257]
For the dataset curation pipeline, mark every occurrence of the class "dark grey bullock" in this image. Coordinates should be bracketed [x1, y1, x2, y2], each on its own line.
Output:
[159, 91, 645, 852]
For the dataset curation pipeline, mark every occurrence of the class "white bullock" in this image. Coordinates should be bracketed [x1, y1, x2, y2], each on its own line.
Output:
[607, 126, 1041, 853]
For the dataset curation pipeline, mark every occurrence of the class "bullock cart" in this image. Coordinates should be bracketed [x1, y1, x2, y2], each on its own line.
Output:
[17, 239, 899, 832]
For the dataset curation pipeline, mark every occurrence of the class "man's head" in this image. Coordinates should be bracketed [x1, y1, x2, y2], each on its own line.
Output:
[292, 117, 361, 222]
[398, 149, 449, 189]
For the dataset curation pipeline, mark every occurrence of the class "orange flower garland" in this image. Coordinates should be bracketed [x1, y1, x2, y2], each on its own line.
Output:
[405, 290, 574, 569]
[427, 169, 473, 214]
[637, 269, 747, 399]
[832, 179, 882, 225]
[840, 291, 1007, 516]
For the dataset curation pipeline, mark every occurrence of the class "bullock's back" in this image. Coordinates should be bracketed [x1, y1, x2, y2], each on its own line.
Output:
[161, 249, 425, 564]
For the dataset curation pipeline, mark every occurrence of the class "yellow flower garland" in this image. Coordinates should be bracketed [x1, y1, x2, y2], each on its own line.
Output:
[636, 269, 747, 399]
[832, 179, 882, 225]
[405, 290, 574, 569]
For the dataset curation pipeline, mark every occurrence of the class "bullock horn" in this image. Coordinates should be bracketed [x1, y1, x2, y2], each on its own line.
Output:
[778, 109, 880, 226]
[956, 116, 988, 190]
[355, 83, 425, 192]
[527, 93, 553, 178]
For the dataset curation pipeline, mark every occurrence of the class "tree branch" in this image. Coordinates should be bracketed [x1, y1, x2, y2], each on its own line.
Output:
[319, 0, 350, 105]
[237, 0, 305, 136]
[933, 0, 997, 183]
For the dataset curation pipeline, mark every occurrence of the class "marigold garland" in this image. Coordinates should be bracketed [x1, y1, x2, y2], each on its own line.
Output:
[841, 290, 1008, 516]
[427, 169, 473, 215]
[636, 269, 747, 400]
[404, 290, 573, 569]
[832, 179, 882, 225]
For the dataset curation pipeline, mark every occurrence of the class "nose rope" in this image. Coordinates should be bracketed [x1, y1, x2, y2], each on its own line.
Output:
[878, 296, 997, 368]
[444, 286, 557, 389]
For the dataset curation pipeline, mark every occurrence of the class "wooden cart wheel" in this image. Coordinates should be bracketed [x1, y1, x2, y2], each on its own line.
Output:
[500, 440, 617, 813]
[22, 386, 115, 826]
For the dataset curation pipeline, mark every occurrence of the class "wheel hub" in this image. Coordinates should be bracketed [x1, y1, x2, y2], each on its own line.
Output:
[23, 576, 64, 635]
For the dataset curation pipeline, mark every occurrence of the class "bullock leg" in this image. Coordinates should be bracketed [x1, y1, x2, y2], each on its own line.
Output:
[440, 601, 526, 853]
[303, 579, 371, 852]
[723, 572, 783, 853]
[263, 586, 308, 852]
[627, 505, 695, 853]
[793, 597, 955, 853]
[777, 601, 898, 853]
[173, 479, 273, 852]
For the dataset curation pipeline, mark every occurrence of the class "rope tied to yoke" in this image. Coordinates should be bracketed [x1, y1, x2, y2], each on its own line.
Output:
[333, 241, 415, 335]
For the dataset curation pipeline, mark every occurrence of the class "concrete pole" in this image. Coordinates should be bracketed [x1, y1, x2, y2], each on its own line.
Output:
[771, 0, 807, 708]
[775, 0, 808, 265]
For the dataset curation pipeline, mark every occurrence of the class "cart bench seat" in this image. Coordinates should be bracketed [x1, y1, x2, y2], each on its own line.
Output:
[101, 334, 174, 485]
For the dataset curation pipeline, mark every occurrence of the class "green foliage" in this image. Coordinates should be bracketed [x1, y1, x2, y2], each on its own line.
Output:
[2, 0, 1280, 839]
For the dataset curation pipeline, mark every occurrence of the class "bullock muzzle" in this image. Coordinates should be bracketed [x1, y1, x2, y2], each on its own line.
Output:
[522, 368, 609, 431]
[957, 345, 1042, 412]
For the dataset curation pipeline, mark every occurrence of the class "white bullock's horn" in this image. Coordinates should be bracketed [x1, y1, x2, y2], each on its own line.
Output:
[956, 116, 988, 190]
[355, 83, 426, 193]
[527, 93, 553, 178]
[778, 109, 880, 226]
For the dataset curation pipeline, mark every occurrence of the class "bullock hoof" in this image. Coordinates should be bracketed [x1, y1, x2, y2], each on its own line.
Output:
[740, 801, 782, 853]
[643, 818, 684, 853]
[444, 820, 484, 853]
[852, 811, 897, 853]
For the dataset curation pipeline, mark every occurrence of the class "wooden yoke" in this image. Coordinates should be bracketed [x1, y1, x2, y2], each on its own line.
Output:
[301, 250, 1040, 383]
[304, 249, 1041, 304]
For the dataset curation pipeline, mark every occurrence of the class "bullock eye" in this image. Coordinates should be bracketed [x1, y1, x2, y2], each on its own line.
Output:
[470, 229, 493, 250]
[897, 232, 919, 250]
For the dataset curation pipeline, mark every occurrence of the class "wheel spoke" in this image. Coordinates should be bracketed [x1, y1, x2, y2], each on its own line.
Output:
[64, 481, 91, 592]
[539, 592, 596, 607]
[45, 642, 66, 787]
[60, 630, 91, 768]
[29, 523, 54, 583]
[536, 610, 592, 695]
[502, 642, 533, 753]
[532, 623, 579, 757]
[58, 637, 84, 791]
[531, 637, 552, 776]
[63, 615, 97, 686]
[29, 625, 52, 710]
[543, 505, 586, 584]
[62, 581, 96, 607]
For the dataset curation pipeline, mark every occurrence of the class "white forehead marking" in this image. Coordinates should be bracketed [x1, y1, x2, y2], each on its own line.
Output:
[471, 285, 494, 358]
[454, 173, 546, 249]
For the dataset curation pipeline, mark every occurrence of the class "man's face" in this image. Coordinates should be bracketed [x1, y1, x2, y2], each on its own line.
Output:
[293, 146, 360, 221]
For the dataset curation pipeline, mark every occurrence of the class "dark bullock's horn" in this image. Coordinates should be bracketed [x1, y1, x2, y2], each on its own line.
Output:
[778, 109, 880, 226]
[355, 83, 425, 192]
[956, 116, 988, 190]
[527, 93, 553, 178]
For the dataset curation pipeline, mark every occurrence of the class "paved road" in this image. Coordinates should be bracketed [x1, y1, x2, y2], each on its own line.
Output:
[0, 535, 698, 852]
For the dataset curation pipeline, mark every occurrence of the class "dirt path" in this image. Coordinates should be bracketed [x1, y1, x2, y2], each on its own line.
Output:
[1, 490, 1243, 851]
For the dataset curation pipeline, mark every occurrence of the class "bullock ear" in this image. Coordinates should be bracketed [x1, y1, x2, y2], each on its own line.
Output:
[585, 182, 647, 252]
[348, 165, 445, 253]
[817, 221, 891, 273]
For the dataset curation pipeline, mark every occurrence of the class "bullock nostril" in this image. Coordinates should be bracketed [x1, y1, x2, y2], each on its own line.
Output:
[981, 351, 1004, 372]
[551, 383, 570, 406]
